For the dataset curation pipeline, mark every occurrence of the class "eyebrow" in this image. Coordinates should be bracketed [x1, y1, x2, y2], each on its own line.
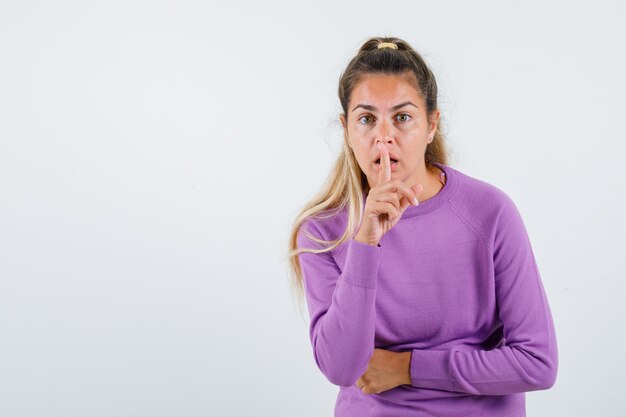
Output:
[351, 101, 418, 112]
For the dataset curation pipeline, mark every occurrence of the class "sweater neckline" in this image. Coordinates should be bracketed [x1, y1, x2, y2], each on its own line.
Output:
[362, 162, 459, 219]
[403, 162, 459, 218]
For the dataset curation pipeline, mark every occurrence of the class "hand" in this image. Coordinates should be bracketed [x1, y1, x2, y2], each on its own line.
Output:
[355, 348, 412, 395]
[354, 141, 424, 246]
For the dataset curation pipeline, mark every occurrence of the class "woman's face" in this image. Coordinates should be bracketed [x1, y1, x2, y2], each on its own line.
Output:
[340, 72, 439, 189]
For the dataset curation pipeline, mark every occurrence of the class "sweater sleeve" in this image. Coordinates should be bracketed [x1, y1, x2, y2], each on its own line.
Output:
[409, 196, 559, 395]
[297, 219, 382, 387]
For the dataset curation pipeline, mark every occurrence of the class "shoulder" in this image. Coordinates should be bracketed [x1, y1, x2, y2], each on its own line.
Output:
[446, 166, 523, 250]
[296, 206, 349, 251]
[449, 166, 515, 210]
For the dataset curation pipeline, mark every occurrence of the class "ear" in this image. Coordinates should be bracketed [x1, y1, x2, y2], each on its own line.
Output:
[339, 114, 351, 148]
[428, 109, 440, 137]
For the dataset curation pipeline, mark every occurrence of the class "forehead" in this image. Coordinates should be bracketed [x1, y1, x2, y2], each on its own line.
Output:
[350, 72, 423, 108]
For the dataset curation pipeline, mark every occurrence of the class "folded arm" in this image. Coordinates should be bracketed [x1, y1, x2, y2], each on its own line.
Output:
[297, 220, 382, 386]
[409, 197, 558, 395]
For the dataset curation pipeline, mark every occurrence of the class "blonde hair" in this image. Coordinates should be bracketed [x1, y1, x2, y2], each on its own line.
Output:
[286, 36, 450, 311]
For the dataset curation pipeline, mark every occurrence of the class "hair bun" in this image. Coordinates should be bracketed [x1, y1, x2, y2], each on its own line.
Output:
[377, 42, 398, 50]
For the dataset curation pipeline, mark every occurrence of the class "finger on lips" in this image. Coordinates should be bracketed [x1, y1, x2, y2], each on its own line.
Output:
[376, 141, 391, 183]
[376, 141, 419, 206]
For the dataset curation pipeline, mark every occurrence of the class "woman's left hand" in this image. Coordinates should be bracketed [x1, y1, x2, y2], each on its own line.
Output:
[356, 348, 412, 395]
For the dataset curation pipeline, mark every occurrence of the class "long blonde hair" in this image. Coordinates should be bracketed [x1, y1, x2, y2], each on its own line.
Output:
[286, 36, 450, 312]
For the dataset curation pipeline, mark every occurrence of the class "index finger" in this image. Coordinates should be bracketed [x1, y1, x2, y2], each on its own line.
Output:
[389, 180, 420, 206]
[377, 142, 391, 184]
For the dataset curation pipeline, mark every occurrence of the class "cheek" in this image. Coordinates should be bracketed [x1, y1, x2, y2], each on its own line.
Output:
[348, 137, 368, 157]
[402, 126, 424, 139]
[355, 149, 370, 165]
[354, 149, 375, 173]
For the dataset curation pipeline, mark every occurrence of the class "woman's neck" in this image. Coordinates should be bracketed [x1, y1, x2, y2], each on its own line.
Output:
[416, 165, 445, 203]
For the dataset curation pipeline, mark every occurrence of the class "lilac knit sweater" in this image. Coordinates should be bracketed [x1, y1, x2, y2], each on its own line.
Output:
[296, 162, 558, 417]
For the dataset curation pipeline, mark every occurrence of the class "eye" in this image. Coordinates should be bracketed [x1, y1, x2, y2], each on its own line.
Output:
[358, 115, 374, 124]
[396, 113, 412, 122]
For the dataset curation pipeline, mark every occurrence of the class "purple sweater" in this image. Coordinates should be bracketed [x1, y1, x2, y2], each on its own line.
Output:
[296, 162, 558, 417]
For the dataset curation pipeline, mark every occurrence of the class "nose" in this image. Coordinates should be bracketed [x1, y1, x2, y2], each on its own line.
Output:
[375, 134, 395, 147]
[374, 120, 396, 144]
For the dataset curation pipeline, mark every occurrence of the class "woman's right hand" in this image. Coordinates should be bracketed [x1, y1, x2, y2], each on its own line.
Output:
[354, 142, 424, 246]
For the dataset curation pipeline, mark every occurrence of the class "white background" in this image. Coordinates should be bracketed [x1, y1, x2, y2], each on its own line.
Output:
[1, 1, 624, 416]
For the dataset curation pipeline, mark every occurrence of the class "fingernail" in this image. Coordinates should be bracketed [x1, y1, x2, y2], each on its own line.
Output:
[376, 142, 381, 148]
[413, 197, 419, 206]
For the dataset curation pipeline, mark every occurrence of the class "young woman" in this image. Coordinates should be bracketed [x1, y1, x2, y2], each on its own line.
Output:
[288, 36, 558, 417]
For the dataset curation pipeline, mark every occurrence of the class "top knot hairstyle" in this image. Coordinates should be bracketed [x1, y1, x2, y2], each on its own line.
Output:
[337, 36, 447, 169]
[287, 36, 449, 310]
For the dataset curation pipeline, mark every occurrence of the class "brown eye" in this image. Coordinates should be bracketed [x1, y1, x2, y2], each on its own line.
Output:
[396, 113, 412, 122]
[358, 115, 373, 124]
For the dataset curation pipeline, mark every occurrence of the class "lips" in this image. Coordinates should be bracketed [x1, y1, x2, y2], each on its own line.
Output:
[375, 159, 399, 172]
[374, 152, 398, 162]
[374, 151, 399, 164]
[375, 158, 398, 164]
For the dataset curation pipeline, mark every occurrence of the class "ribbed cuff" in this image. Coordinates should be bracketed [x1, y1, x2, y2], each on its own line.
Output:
[410, 349, 453, 390]
[340, 238, 382, 289]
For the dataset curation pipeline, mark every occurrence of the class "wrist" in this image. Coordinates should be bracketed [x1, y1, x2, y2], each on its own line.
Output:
[400, 351, 412, 385]
[354, 234, 379, 247]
